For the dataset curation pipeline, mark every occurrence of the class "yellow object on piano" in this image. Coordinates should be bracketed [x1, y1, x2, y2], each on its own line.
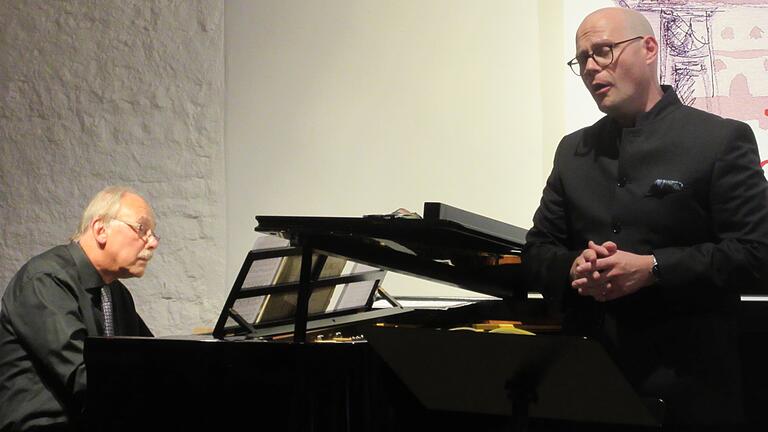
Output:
[447, 322, 535, 336]
[472, 320, 520, 330]
[487, 325, 535, 336]
[473, 321, 535, 336]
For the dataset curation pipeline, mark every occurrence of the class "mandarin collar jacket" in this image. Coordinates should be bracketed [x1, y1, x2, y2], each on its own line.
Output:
[522, 86, 768, 425]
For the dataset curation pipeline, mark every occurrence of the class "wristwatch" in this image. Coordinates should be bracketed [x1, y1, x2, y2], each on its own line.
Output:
[651, 255, 661, 282]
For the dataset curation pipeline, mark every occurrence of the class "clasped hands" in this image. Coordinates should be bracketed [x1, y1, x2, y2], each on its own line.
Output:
[569, 241, 655, 302]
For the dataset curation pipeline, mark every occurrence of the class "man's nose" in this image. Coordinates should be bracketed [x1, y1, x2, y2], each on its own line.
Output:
[146, 235, 159, 249]
[582, 56, 601, 76]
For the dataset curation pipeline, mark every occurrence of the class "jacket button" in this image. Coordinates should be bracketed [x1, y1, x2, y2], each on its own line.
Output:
[617, 177, 627, 188]
[612, 223, 622, 234]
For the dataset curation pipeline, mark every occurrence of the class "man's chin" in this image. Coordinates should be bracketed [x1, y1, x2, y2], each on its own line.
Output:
[592, 95, 611, 114]
[117, 266, 147, 279]
[131, 265, 147, 277]
[596, 98, 624, 118]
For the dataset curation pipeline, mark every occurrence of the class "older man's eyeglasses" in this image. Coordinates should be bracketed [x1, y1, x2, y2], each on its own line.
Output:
[113, 219, 160, 243]
[567, 36, 644, 76]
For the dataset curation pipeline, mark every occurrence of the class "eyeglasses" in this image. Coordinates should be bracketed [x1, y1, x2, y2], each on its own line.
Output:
[113, 219, 161, 243]
[567, 36, 644, 76]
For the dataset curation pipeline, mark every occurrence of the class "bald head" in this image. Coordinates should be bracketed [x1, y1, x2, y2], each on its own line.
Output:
[577, 7, 654, 44]
[573, 7, 663, 125]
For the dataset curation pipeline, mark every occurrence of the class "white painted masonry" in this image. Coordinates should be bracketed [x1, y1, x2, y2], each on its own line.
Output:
[0, 0, 226, 336]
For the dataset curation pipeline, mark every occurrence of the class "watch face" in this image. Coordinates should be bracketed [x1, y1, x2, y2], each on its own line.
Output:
[651, 256, 660, 280]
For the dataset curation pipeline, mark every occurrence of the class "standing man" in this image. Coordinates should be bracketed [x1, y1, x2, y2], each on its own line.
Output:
[0, 186, 158, 431]
[523, 7, 768, 430]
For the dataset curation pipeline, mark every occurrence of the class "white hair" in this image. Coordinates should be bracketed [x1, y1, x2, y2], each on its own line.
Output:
[71, 186, 139, 241]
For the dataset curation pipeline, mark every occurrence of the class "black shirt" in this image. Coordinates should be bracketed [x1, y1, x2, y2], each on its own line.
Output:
[0, 243, 152, 430]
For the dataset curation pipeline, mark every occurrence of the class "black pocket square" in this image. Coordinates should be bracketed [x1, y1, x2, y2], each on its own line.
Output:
[647, 179, 684, 197]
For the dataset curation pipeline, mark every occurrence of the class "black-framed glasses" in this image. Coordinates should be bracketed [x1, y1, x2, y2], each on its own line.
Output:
[567, 36, 644, 76]
[113, 219, 160, 243]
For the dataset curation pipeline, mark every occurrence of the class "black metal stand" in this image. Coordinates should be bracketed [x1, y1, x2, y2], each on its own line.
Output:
[294, 241, 314, 343]
[212, 243, 389, 340]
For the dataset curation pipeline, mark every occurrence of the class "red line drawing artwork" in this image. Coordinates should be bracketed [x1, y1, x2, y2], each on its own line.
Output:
[616, 0, 768, 171]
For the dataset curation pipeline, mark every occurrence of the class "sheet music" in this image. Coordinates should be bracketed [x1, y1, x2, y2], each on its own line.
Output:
[333, 282, 374, 311]
[333, 263, 383, 311]
[226, 234, 290, 328]
[256, 255, 347, 323]
[225, 296, 266, 328]
[243, 233, 290, 289]
[242, 258, 283, 289]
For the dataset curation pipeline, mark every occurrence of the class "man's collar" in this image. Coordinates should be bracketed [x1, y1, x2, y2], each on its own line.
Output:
[632, 85, 681, 128]
[578, 86, 682, 154]
[67, 242, 106, 291]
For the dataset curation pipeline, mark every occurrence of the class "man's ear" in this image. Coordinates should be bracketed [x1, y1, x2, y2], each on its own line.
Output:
[91, 218, 109, 248]
[644, 36, 659, 64]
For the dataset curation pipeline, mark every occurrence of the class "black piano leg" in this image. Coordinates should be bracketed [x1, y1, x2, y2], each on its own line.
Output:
[506, 376, 537, 432]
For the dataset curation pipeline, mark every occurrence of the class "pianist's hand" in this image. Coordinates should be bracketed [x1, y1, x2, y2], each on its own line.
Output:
[571, 241, 655, 302]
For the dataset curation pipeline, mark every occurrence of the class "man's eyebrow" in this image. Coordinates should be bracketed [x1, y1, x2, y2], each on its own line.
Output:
[575, 48, 591, 59]
[136, 216, 153, 226]
[574, 44, 589, 55]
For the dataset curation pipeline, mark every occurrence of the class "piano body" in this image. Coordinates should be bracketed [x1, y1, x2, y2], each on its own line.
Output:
[85, 203, 768, 431]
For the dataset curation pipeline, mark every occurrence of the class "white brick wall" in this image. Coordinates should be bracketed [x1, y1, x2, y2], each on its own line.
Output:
[0, 0, 226, 336]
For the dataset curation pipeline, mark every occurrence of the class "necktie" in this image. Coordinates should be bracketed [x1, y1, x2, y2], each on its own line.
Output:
[101, 286, 114, 337]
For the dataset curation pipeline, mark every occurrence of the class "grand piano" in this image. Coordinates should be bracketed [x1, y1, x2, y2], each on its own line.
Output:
[85, 203, 768, 431]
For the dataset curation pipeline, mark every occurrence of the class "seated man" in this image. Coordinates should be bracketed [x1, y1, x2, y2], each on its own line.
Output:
[0, 186, 158, 431]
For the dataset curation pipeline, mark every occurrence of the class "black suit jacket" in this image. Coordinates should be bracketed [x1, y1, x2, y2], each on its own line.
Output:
[523, 87, 768, 425]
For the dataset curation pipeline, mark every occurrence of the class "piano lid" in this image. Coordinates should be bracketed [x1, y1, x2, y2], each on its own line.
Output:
[254, 202, 527, 299]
